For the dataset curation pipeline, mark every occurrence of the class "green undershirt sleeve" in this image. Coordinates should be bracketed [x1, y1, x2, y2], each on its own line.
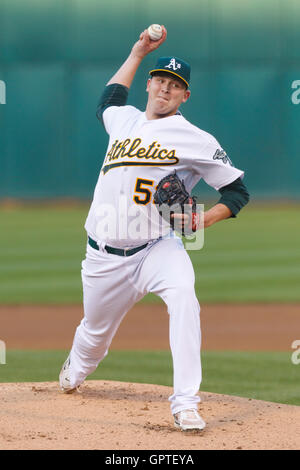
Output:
[218, 177, 250, 218]
[96, 83, 129, 125]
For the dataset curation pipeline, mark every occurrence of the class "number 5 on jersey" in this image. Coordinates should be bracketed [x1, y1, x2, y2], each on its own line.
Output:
[133, 178, 156, 205]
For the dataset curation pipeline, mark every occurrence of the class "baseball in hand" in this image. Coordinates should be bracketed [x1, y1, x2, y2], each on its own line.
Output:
[147, 24, 163, 41]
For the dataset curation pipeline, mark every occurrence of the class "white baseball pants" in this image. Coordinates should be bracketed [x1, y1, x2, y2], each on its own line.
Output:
[68, 236, 202, 415]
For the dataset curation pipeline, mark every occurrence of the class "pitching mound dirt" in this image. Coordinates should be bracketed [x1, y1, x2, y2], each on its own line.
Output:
[0, 380, 299, 450]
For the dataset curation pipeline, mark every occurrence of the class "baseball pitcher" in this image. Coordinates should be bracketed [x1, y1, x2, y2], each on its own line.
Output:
[59, 26, 249, 432]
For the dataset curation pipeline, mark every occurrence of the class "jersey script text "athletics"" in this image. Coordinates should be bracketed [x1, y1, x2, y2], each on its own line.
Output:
[105, 138, 179, 164]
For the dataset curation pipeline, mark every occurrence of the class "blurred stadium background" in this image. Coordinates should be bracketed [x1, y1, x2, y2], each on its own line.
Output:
[0, 0, 300, 199]
[0, 0, 299, 404]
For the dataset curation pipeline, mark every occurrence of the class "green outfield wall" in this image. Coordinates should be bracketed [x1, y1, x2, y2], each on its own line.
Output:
[0, 0, 299, 199]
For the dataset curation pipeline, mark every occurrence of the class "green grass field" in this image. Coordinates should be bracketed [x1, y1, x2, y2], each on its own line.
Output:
[1, 204, 300, 303]
[1, 204, 299, 407]
[0, 350, 299, 406]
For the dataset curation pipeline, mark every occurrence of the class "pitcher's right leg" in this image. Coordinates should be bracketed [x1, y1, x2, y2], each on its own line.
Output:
[62, 244, 143, 389]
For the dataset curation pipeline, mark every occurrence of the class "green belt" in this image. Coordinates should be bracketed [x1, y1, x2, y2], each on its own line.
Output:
[88, 237, 148, 257]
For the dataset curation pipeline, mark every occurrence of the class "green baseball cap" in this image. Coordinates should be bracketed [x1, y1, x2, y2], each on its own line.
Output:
[149, 56, 191, 88]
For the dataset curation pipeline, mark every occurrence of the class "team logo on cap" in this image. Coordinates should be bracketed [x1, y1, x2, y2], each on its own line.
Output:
[165, 58, 182, 71]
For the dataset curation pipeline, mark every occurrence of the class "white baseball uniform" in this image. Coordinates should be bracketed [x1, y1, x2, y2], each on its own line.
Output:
[67, 104, 244, 415]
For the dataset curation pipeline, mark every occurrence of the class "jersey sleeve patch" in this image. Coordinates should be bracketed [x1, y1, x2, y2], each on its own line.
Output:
[193, 139, 244, 191]
[213, 149, 234, 167]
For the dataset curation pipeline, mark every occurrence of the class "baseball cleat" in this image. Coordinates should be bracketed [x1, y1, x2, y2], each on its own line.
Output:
[59, 355, 80, 394]
[174, 409, 206, 432]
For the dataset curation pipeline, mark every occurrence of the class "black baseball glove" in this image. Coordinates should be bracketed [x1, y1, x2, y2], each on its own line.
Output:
[153, 171, 200, 236]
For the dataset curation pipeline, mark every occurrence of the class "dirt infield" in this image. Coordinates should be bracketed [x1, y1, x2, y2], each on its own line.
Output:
[0, 380, 299, 450]
[1, 303, 299, 450]
[1, 302, 299, 350]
